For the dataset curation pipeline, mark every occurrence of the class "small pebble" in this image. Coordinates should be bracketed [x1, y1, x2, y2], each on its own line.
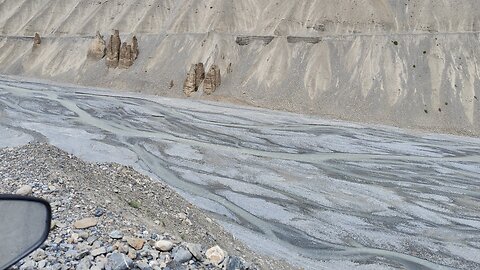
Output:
[73, 217, 97, 229]
[109, 230, 124, 239]
[94, 208, 105, 217]
[206, 245, 225, 265]
[172, 246, 192, 263]
[16, 184, 33, 195]
[154, 240, 174, 252]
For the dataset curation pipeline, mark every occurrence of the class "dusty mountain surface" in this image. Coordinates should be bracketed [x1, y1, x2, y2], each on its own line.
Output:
[0, 0, 479, 135]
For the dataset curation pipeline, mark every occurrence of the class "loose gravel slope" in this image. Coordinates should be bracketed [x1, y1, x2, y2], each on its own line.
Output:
[0, 143, 296, 270]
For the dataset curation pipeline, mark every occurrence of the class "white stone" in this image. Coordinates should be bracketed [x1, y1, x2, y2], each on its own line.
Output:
[206, 245, 225, 265]
[16, 184, 32, 195]
[154, 240, 174, 252]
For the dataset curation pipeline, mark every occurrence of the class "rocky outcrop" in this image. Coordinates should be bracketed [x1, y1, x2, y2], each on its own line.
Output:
[194, 63, 205, 88]
[106, 30, 121, 68]
[183, 63, 205, 96]
[126, 44, 133, 66]
[106, 31, 138, 69]
[183, 65, 197, 97]
[203, 65, 221, 95]
[87, 31, 106, 60]
[236, 36, 274, 46]
[286, 36, 321, 44]
[119, 42, 134, 69]
[32, 33, 41, 48]
[132, 36, 139, 60]
[118, 42, 127, 68]
[306, 24, 326, 32]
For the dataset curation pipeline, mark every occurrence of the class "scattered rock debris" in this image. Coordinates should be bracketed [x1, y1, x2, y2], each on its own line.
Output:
[1, 143, 295, 270]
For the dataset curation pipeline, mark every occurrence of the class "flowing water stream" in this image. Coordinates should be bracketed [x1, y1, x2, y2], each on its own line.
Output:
[1, 76, 479, 269]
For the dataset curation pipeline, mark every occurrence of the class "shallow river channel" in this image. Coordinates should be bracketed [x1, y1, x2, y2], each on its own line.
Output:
[1, 76, 480, 269]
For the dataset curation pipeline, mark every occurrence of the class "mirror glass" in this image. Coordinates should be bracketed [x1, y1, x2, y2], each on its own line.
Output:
[0, 197, 51, 269]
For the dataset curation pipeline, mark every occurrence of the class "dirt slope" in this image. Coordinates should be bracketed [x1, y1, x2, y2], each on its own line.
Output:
[0, 0, 479, 134]
[0, 143, 296, 269]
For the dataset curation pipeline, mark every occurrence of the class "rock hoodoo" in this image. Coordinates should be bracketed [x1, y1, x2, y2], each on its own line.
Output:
[119, 42, 127, 67]
[183, 63, 205, 96]
[119, 42, 134, 69]
[33, 33, 41, 48]
[194, 63, 205, 87]
[131, 36, 139, 60]
[203, 65, 221, 95]
[106, 31, 138, 69]
[126, 44, 133, 66]
[87, 31, 106, 60]
[183, 65, 197, 96]
[106, 30, 121, 68]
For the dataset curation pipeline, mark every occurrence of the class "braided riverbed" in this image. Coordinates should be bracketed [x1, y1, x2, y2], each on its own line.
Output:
[1, 76, 479, 269]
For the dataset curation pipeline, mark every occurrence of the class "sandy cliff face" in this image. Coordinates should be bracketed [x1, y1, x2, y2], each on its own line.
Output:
[0, 0, 479, 134]
[1, 0, 478, 35]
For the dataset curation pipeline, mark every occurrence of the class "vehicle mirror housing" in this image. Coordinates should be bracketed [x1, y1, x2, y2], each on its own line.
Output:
[0, 195, 51, 269]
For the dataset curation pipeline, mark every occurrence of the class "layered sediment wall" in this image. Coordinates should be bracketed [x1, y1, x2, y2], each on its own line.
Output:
[0, 0, 479, 134]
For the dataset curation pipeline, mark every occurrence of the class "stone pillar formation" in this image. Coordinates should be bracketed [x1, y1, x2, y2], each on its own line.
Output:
[104, 30, 138, 69]
[132, 36, 139, 60]
[119, 42, 134, 69]
[183, 63, 206, 96]
[32, 33, 41, 49]
[106, 30, 121, 68]
[203, 65, 221, 95]
[183, 65, 198, 97]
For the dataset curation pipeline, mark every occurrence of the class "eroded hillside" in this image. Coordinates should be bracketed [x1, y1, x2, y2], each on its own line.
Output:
[0, 0, 479, 134]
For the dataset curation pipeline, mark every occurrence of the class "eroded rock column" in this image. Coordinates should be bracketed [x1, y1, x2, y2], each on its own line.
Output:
[203, 65, 221, 95]
[119, 42, 134, 69]
[32, 33, 41, 49]
[106, 30, 121, 68]
[132, 36, 139, 60]
[183, 63, 205, 96]
[183, 65, 197, 96]
[194, 63, 205, 89]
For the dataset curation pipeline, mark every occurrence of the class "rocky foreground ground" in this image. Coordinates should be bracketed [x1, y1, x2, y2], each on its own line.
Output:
[0, 143, 295, 270]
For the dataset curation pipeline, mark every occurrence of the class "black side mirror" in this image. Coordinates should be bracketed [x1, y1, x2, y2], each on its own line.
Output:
[0, 195, 51, 269]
